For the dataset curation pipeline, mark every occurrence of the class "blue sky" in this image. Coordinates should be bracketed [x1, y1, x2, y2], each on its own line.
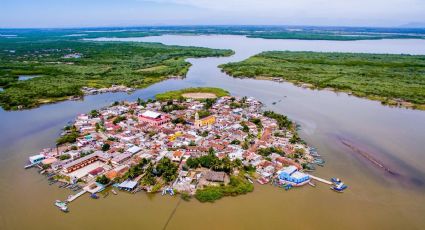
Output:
[1, 0, 425, 28]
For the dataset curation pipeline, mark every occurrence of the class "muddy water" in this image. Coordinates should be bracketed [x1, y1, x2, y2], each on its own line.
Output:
[1, 35, 425, 230]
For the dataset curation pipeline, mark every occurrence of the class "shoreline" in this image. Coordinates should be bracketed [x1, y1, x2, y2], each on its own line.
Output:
[229, 74, 425, 111]
[25, 90, 336, 209]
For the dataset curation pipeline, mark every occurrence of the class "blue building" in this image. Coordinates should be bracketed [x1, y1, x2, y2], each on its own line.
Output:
[278, 166, 310, 185]
[29, 154, 45, 164]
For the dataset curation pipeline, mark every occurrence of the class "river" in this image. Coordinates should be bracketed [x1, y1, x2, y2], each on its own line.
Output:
[1, 35, 425, 230]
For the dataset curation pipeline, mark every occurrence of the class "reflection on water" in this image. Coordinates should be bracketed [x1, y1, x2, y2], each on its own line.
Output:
[1, 35, 425, 230]
[18, 75, 39, 81]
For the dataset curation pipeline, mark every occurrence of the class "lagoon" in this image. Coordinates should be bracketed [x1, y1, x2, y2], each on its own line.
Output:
[1, 35, 425, 229]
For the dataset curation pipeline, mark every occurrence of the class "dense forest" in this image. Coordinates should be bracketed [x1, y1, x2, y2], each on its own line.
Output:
[220, 51, 425, 109]
[0, 37, 232, 110]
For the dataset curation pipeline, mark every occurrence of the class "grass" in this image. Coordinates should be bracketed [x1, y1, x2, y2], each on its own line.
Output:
[220, 51, 425, 109]
[0, 38, 233, 110]
[155, 87, 230, 101]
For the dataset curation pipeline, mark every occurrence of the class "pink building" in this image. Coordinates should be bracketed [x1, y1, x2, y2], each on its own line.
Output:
[138, 111, 170, 126]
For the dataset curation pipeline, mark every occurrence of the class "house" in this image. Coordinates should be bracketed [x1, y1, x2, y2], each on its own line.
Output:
[277, 166, 309, 185]
[29, 154, 45, 164]
[172, 150, 184, 162]
[194, 113, 215, 128]
[204, 171, 226, 182]
[139, 110, 170, 126]
[111, 153, 132, 165]
[117, 180, 138, 191]
[127, 145, 142, 155]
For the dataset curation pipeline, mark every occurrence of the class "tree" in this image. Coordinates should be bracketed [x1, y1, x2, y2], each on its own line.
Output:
[96, 175, 110, 185]
[58, 154, 71, 160]
[90, 109, 99, 118]
[156, 158, 178, 183]
[102, 143, 110, 151]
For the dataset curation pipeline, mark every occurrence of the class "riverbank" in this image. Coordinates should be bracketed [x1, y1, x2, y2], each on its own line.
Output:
[220, 51, 425, 110]
[0, 39, 233, 110]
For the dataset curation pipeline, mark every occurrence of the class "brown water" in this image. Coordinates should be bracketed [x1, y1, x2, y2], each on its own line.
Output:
[1, 35, 425, 230]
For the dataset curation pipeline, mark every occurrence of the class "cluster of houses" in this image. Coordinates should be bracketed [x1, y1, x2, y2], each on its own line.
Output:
[29, 95, 314, 196]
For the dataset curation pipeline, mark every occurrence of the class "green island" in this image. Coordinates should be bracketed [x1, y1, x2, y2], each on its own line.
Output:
[155, 87, 229, 101]
[0, 39, 232, 110]
[220, 51, 425, 109]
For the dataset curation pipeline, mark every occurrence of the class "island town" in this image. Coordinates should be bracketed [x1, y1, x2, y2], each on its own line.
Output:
[25, 88, 347, 212]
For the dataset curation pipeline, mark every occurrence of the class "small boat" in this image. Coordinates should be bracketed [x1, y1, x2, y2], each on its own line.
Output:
[257, 177, 270, 185]
[90, 193, 99, 199]
[331, 178, 342, 184]
[308, 181, 316, 187]
[111, 189, 117, 195]
[284, 184, 293, 191]
[54, 200, 69, 213]
[331, 183, 348, 193]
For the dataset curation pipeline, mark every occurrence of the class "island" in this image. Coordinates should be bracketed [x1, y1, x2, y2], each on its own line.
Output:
[25, 88, 331, 210]
[0, 38, 232, 110]
[220, 51, 425, 110]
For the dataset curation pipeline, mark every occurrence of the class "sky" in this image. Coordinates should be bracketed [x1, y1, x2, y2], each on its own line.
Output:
[1, 0, 425, 28]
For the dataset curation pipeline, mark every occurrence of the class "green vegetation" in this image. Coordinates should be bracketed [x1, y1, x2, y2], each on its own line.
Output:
[101, 143, 110, 151]
[96, 175, 110, 185]
[155, 87, 229, 101]
[161, 101, 187, 112]
[58, 154, 71, 160]
[0, 37, 232, 110]
[122, 158, 149, 180]
[221, 51, 425, 109]
[56, 131, 79, 145]
[156, 158, 178, 183]
[186, 151, 240, 173]
[257, 147, 284, 157]
[195, 174, 254, 202]
[263, 111, 293, 129]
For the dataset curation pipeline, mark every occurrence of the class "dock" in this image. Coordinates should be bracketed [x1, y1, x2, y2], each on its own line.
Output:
[308, 174, 332, 185]
[66, 190, 86, 203]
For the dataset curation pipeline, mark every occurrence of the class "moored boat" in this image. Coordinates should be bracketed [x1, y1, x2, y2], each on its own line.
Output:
[331, 183, 348, 193]
[54, 200, 69, 212]
[90, 193, 99, 199]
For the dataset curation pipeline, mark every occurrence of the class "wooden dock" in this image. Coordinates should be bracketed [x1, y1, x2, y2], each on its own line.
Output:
[308, 174, 332, 185]
[67, 190, 86, 203]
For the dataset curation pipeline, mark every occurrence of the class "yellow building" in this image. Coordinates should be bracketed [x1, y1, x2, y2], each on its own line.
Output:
[194, 112, 215, 128]
[169, 131, 182, 141]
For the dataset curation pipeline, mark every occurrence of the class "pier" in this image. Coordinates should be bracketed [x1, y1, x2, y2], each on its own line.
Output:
[67, 190, 87, 203]
[308, 174, 332, 185]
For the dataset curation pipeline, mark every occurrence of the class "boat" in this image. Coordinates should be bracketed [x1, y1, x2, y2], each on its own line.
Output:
[111, 189, 117, 195]
[284, 184, 293, 191]
[103, 192, 109, 198]
[247, 178, 254, 184]
[331, 178, 342, 184]
[308, 181, 316, 187]
[331, 182, 348, 193]
[257, 177, 270, 185]
[54, 200, 69, 212]
[90, 193, 99, 199]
